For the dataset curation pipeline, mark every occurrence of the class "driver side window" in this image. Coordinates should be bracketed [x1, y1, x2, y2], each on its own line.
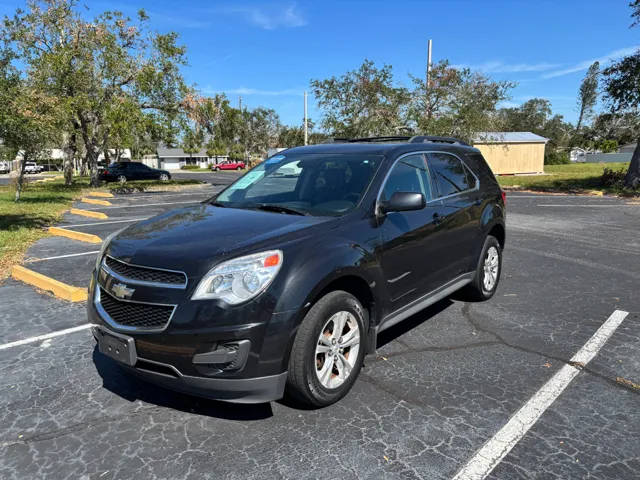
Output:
[381, 154, 432, 202]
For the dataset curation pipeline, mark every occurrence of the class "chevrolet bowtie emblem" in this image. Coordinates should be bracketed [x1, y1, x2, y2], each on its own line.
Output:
[111, 283, 135, 299]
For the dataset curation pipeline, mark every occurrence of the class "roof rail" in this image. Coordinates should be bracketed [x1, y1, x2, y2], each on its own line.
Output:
[348, 136, 411, 143]
[322, 135, 471, 146]
[408, 135, 470, 146]
[323, 136, 410, 144]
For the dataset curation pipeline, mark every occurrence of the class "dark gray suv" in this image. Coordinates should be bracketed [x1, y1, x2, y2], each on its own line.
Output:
[89, 135, 506, 407]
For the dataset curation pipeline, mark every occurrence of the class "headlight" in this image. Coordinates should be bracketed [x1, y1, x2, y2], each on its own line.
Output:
[95, 228, 126, 271]
[191, 250, 283, 304]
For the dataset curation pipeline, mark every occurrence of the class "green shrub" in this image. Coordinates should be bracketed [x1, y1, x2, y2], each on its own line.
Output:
[544, 150, 570, 165]
[601, 167, 627, 188]
[180, 164, 201, 170]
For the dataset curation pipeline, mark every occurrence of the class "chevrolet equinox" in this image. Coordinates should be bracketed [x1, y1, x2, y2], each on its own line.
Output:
[88, 135, 506, 407]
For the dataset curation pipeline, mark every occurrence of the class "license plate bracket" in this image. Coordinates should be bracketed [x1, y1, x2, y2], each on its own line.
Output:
[96, 328, 137, 366]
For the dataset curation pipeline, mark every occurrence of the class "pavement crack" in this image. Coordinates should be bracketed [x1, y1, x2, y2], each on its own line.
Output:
[461, 303, 640, 397]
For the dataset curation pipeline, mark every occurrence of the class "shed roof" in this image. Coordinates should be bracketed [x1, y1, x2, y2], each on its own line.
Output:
[474, 132, 548, 144]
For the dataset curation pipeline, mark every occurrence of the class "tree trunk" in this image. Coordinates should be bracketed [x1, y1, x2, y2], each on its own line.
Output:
[63, 131, 77, 186]
[624, 139, 640, 189]
[88, 148, 100, 187]
[14, 155, 28, 202]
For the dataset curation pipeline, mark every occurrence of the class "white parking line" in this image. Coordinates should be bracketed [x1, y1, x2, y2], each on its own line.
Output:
[63, 217, 150, 228]
[0, 324, 92, 351]
[452, 309, 629, 480]
[26, 251, 100, 262]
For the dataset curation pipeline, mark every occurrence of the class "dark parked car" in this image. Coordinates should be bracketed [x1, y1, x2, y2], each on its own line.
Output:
[100, 162, 171, 183]
[89, 136, 506, 407]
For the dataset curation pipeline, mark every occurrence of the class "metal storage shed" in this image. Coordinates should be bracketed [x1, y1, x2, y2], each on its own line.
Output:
[473, 132, 548, 175]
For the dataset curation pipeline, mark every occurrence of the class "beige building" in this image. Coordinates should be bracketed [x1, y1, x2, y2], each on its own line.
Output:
[473, 132, 548, 175]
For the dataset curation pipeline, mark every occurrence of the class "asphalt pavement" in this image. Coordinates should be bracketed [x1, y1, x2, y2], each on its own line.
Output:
[0, 186, 639, 480]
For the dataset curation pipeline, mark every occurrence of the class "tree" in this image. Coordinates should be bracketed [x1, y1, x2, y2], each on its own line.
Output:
[206, 137, 227, 158]
[576, 61, 600, 132]
[409, 60, 515, 143]
[586, 112, 640, 146]
[182, 127, 203, 164]
[0, 68, 62, 200]
[497, 98, 572, 152]
[239, 107, 282, 158]
[601, 2, 640, 188]
[311, 59, 410, 137]
[4, 1, 188, 187]
[278, 119, 316, 147]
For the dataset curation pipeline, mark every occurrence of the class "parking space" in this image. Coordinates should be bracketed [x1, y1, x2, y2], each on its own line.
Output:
[1, 189, 638, 479]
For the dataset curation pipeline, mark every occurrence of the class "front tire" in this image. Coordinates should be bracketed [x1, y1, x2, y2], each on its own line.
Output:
[464, 235, 502, 301]
[159, 173, 169, 181]
[117, 175, 127, 184]
[286, 290, 367, 408]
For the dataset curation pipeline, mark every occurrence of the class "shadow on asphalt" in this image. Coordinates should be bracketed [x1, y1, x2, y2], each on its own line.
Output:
[92, 347, 274, 421]
[376, 298, 454, 349]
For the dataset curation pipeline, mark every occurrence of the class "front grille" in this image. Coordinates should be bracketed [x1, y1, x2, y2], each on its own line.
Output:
[99, 287, 174, 330]
[105, 256, 186, 287]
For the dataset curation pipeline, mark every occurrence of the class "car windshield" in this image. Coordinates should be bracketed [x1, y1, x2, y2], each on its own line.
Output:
[213, 153, 383, 216]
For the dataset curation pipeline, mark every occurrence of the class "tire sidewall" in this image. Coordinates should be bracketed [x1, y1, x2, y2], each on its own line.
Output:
[300, 292, 367, 406]
[476, 236, 502, 299]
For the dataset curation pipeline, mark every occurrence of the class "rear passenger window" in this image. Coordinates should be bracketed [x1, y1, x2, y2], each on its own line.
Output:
[382, 154, 432, 202]
[427, 152, 475, 198]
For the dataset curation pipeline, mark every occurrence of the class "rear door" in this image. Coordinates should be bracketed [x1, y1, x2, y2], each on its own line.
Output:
[426, 152, 482, 277]
[378, 153, 450, 310]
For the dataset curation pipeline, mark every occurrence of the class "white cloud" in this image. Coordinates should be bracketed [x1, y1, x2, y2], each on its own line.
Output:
[452, 61, 559, 73]
[224, 3, 307, 30]
[541, 45, 640, 79]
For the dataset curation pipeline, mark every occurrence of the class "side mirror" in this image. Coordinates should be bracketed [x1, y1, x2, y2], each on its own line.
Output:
[380, 191, 426, 214]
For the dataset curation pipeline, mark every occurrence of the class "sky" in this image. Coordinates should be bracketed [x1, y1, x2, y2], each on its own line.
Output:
[1, 0, 638, 128]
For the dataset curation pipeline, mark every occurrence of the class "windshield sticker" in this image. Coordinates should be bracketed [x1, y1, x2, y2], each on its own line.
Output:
[229, 170, 265, 189]
[265, 155, 286, 165]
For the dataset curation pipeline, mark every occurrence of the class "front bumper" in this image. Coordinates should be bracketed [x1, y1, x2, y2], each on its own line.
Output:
[88, 268, 299, 403]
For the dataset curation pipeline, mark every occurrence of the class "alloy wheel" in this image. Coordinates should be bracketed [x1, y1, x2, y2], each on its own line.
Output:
[315, 311, 360, 389]
[483, 246, 499, 291]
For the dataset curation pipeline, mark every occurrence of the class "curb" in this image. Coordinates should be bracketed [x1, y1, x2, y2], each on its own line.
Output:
[81, 197, 112, 206]
[87, 191, 114, 198]
[69, 208, 108, 219]
[11, 265, 88, 302]
[49, 227, 102, 244]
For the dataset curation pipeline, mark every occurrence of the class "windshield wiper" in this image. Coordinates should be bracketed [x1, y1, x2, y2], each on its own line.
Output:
[251, 204, 308, 216]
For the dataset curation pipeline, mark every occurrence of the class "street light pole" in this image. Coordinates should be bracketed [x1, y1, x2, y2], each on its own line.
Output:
[426, 39, 432, 120]
[304, 91, 308, 145]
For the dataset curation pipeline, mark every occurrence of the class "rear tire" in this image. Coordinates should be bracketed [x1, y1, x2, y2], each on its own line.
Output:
[286, 290, 367, 408]
[464, 235, 502, 301]
[237, 166, 242, 170]
[117, 175, 127, 184]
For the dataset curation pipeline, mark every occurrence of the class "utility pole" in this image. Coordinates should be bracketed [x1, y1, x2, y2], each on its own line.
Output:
[426, 39, 432, 120]
[303, 91, 308, 145]
[238, 95, 242, 111]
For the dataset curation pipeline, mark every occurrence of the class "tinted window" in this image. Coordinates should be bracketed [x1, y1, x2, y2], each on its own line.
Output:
[215, 154, 382, 216]
[427, 152, 474, 198]
[382, 154, 432, 202]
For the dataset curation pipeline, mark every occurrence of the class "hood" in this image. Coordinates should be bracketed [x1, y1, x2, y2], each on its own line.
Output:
[106, 204, 332, 276]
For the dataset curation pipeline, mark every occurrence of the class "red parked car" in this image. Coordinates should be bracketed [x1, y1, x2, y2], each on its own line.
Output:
[212, 160, 245, 171]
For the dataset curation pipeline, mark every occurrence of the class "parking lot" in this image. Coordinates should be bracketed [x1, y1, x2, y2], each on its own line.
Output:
[1, 181, 639, 479]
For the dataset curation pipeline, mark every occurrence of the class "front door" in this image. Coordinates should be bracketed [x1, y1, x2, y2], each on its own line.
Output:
[378, 154, 449, 311]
